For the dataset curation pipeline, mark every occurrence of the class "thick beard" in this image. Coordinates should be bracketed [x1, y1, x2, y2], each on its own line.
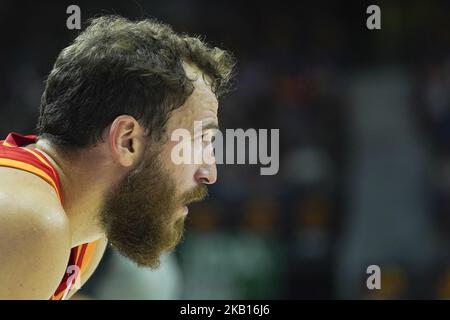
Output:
[99, 148, 184, 269]
[99, 147, 208, 269]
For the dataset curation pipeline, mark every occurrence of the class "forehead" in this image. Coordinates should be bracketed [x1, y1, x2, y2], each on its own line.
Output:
[166, 64, 219, 131]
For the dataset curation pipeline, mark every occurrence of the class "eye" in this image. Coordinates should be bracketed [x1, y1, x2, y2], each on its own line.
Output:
[201, 130, 215, 143]
[202, 133, 212, 142]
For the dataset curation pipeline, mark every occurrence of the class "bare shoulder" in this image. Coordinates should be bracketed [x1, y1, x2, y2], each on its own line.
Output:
[0, 166, 71, 299]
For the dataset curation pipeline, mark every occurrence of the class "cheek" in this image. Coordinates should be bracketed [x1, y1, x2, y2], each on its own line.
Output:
[161, 141, 198, 191]
[173, 164, 197, 191]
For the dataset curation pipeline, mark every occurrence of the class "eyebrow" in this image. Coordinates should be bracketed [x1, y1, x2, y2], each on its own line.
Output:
[201, 121, 219, 132]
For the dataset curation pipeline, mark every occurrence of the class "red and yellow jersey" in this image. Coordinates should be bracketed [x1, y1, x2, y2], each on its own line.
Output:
[0, 132, 98, 300]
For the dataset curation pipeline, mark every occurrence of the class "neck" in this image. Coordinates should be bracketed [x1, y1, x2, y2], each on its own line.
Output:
[32, 139, 113, 247]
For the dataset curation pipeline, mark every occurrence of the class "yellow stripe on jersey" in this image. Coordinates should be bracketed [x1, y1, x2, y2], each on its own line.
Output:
[21, 148, 59, 183]
[0, 158, 61, 201]
[80, 242, 98, 276]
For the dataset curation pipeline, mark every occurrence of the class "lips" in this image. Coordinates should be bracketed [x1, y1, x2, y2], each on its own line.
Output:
[183, 198, 201, 208]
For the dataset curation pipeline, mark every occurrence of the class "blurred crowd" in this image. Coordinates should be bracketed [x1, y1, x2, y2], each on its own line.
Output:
[1, 0, 450, 299]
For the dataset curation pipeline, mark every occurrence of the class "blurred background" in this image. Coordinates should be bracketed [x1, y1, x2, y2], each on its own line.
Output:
[1, 0, 450, 299]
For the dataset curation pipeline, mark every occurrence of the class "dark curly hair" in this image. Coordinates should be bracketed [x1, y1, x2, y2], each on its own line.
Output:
[37, 15, 236, 148]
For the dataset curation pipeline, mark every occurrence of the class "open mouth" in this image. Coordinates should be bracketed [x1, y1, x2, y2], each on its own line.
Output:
[184, 195, 204, 206]
[179, 186, 208, 217]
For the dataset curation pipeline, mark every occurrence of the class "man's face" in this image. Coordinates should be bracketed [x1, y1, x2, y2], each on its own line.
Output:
[99, 64, 218, 268]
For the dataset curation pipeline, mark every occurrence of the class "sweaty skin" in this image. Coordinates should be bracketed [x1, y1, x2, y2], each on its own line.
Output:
[0, 63, 218, 299]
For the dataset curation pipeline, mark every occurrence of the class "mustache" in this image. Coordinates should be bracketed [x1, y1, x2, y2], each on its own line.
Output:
[180, 184, 209, 206]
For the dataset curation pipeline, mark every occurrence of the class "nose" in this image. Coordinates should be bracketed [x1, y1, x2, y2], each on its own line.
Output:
[194, 165, 217, 185]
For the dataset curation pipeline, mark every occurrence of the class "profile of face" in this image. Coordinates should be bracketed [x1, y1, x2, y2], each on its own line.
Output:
[99, 64, 219, 268]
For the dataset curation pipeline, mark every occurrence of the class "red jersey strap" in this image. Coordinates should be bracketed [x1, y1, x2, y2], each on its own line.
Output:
[50, 241, 98, 300]
[0, 133, 63, 203]
[1, 132, 38, 148]
[0, 132, 99, 300]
